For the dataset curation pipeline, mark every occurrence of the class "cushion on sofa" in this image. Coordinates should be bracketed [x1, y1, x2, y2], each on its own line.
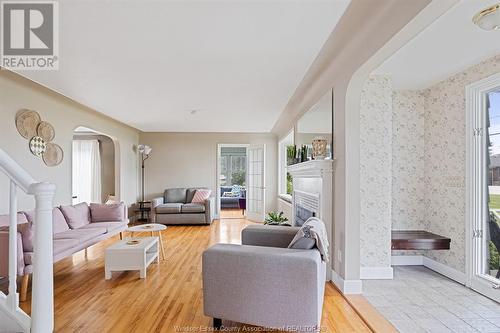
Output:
[164, 188, 187, 203]
[186, 188, 207, 203]
[60, 203, 91, 229]
[53, 227, 107, 243]
[0, 212, 29, 227]
[90, 203, 125, 222]
[53, 238, 79, 255]
[81, 221, 127, 233]
[24, 207, 70, 234]
[156, 203, 182, 214]
[181, 203, 206, 213]
[191, 189, 211, 203]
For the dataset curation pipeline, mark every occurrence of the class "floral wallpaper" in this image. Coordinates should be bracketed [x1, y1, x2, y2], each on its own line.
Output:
[422, 55, 500, 272]
[359, 75, 393, 268]
[392, 91, 427, 231]
[360, 55, 500, 273]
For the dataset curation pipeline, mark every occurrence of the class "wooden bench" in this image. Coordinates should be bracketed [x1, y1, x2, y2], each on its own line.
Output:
[391, 230, 451, 250]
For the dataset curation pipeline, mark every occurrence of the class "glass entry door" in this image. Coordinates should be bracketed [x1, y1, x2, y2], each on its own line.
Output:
[470, 87, 500, 303]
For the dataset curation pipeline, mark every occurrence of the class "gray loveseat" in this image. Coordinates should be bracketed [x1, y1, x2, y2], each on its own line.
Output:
[202, 225, 326, 331]
[152, 188, 214, 225]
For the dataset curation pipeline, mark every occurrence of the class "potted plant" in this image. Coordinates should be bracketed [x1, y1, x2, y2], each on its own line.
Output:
[264, 211, 291, 226]
[286, 145, 296, 166]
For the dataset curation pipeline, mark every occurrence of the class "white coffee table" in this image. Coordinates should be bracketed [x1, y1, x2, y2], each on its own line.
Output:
[127, 223, 167, 260]
[105, 237, 159, 279]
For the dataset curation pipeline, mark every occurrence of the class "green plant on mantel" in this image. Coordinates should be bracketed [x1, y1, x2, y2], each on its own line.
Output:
[286, 145, 296, 166]
[264, 211, 290, 226]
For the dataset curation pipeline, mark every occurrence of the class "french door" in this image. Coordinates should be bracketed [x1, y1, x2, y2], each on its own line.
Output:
[467, 74, 500, 303]
[246, 144, 266, 222]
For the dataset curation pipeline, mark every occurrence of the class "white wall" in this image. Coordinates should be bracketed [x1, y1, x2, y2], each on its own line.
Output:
[139, 132, 278, 215]
[0, 70, 140, 213]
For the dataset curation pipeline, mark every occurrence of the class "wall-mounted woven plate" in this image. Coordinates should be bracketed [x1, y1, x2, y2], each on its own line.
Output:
[37, 121, 55, 142]
[42, 143, 64, 167]
[29, 136, 46, 156]
[16, 110, 41, 139]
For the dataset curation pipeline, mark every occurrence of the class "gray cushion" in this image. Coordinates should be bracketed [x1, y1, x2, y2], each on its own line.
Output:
[164, 188, 187, 203]
[186, 188, 207, 203]
[181, 203, 206, 213]
[156, 203, 182, 214]
[288, 236, 315, 250]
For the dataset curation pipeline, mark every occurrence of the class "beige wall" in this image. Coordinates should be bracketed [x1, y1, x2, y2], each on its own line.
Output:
[139, 132, 278, 215]
[0, 70, 139, 213]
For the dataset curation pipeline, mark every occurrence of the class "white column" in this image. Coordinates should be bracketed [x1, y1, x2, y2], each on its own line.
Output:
[29, 182, 56, 333]
[7, 180, 18, 310]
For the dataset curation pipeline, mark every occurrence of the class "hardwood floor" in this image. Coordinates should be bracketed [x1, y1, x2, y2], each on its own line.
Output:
[219, 208, 245, 219]
[19, 219, 372, 332]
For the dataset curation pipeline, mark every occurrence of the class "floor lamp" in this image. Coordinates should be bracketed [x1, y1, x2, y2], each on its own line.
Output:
[138, 144, 152, 222]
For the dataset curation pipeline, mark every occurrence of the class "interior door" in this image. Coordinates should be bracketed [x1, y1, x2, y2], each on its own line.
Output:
[246, 144, 266, 222]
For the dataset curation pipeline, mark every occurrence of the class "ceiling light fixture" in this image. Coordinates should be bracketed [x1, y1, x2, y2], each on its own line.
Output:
[473, 3, 500, 31]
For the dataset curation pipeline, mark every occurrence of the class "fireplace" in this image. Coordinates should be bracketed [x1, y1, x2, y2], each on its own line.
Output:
[293, 190, 320, 226]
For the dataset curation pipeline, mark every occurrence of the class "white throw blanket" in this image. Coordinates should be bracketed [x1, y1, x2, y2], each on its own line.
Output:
[297, 217, 330, 262]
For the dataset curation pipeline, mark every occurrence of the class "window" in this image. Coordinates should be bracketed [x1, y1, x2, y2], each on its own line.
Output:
[220, 147, 247, 186]
[278, 130, 294, 200]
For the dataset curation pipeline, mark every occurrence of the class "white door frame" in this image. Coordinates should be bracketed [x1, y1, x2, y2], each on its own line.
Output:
[216, 143, 250, 219]
[465, 72, 500, 302]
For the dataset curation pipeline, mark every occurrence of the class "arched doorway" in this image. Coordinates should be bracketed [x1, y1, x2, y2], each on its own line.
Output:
[72, 126, 119, 204]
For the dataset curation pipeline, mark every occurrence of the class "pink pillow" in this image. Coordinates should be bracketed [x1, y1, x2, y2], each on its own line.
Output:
[90, 203, 125, 222]
[191, 189, 211, 203]
[24, 208, 70, 234]
[60, 203, 91, 229]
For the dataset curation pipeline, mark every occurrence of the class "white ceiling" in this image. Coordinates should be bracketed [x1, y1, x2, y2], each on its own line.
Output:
[376, 0, 500, 90]
[19, 0, 350, 132]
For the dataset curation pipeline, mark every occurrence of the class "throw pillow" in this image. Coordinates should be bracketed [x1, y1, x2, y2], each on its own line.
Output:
[231, 185, 242, 196]
[191, 189, 211, 203]
[90, 203, 125, 222]
[60, 202, 91, 229]
[288, 225, 316, 250]
[24, 207, 69, 234]
[222, 192, 237, 197]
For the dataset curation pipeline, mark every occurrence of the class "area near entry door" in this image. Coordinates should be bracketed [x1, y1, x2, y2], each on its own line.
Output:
[246, 144, 266, 222]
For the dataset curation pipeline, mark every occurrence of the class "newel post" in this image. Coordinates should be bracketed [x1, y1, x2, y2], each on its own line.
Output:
[29, 182, 56, 333]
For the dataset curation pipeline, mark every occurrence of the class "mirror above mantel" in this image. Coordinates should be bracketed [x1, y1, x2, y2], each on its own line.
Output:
[295, 89, 333, 161]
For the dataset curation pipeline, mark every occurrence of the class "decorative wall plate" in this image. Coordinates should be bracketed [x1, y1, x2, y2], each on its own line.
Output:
[42, 143, 64, 166]
[37, 121, 55, 142]
[29, 136, 46, 156]
[16, 110, 41, 139]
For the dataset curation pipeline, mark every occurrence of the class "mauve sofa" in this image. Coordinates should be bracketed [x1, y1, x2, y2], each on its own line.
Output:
[0, 202, 128, 301]
[152, 188, 214, 225]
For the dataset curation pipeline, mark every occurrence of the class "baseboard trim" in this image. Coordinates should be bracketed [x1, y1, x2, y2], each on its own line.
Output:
[391, 255, 466, 285]
[360, 266, 394, 280]
[422, 256, 466, 285]
[331, 269, 362, 294]
[391, 255, 423, 266]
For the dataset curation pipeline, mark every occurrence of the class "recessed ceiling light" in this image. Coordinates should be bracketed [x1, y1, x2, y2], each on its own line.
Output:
[473, 3, 500, 31]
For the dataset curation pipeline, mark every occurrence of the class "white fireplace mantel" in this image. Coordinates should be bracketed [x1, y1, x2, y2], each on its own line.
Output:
[288, 159, 334, 281]
[287, 160, 334, 178]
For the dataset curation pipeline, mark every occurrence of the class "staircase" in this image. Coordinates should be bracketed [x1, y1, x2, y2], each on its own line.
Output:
[0, 148, 55, 333]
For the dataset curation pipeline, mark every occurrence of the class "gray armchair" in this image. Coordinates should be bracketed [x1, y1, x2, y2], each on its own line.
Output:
[202, 225, 326, 332]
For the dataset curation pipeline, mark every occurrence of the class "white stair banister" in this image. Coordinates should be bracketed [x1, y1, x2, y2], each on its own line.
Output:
[30, 182, 56, 333]
[8, 181, 18, 311]
[0, 148, 56, 333]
